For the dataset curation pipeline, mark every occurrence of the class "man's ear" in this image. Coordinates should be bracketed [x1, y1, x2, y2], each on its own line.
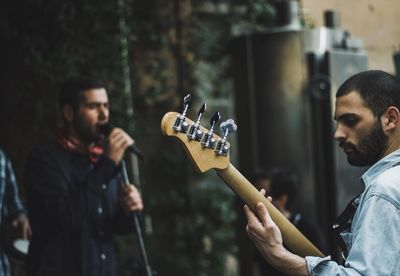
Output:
[62, 105, 74, 123]
[382, 106, 400, 132]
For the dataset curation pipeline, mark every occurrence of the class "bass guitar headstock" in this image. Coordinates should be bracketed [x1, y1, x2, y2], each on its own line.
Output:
[161, 94, 237, 173]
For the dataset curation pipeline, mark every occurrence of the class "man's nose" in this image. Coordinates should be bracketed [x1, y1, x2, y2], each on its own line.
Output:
[98, 105, 109, 120]
[334, 124, 346, 141]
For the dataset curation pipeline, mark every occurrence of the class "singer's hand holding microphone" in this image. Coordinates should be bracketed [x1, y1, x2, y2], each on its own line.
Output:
[104, 127, 134, 165]
[100, 123, 144, 164]
[100, 123, 144, 212]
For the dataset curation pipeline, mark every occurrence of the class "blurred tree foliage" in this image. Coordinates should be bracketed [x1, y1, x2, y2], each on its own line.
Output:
[0, 0, 274, 275]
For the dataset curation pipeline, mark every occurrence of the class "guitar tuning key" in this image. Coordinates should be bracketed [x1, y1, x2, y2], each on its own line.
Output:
[187, 103, 206, 141]
[173, 94, 191, 133]
[201, 111, 220, 149]
[215, 119, 237, 156]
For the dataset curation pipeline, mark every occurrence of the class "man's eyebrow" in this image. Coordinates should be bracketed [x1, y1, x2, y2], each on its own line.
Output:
[334, 113, 358, 121]
[84, 101, 109, 105]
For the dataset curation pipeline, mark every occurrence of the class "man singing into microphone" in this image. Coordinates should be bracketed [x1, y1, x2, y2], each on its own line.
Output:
[24, 77, 143, 276]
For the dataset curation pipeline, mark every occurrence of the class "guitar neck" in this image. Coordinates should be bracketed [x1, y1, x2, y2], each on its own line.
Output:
[216, 163, 324, 258]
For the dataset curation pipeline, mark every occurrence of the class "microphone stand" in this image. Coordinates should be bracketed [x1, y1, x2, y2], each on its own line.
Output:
[121, 160, 152, 276]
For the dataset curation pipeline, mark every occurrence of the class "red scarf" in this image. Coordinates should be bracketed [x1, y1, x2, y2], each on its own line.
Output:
[54, 127, 104, 164]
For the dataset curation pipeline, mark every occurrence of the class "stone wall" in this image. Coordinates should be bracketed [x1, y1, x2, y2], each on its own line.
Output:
[302, 0, 400, 74]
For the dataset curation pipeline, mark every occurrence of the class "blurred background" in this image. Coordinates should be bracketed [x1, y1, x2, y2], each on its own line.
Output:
[0, 0, 399, 275]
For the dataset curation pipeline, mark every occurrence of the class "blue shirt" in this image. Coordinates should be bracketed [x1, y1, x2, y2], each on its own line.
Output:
[0, 149, 25, 276]
[306, 149, 400, 275]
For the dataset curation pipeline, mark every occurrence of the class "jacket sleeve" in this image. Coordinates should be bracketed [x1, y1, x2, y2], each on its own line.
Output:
[112, 208, 142, 235]
[3, 154, 25, 220]
[305, 194, 400, 275]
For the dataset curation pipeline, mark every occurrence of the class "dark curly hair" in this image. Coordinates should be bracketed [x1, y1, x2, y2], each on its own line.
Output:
[336, 70, 400, 118]
[59, 77, 105, 110]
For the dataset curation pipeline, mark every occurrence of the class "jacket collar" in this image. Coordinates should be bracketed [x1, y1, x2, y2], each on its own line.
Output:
[361, 149, 400, 188]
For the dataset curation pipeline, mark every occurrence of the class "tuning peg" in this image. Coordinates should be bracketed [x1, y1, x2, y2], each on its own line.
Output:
[187, 103, 207, 141]
[201, 111, 220, 149]
[220, 119, 237, 137]
[182, 94, 192, 115]
[215, 118, 237, 156]
[209, 112, 221, 131]
[173, 93, 192, 133]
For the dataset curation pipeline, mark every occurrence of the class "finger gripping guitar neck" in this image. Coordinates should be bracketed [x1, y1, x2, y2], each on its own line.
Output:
[217, 164, 324, 258]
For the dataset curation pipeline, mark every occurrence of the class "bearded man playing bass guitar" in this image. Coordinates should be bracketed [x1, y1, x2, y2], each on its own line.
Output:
[245, 70, 400, 275]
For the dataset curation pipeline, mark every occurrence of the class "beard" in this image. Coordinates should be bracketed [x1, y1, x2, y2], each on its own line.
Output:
[340, 121, 388, 167]
[72, 116, 102, 145]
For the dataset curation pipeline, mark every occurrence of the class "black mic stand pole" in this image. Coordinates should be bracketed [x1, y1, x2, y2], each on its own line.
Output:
[121, 159, 152, 276]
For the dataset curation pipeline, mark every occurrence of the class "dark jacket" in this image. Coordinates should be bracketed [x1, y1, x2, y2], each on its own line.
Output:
[24, 141, 134, 276]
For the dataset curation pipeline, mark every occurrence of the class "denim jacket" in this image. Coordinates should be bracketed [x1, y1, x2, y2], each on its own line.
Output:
[306, 149, 400, 275]
[0, 149, 25, 276]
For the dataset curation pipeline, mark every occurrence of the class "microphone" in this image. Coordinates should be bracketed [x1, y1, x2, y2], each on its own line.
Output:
[99, 123, 144, 160]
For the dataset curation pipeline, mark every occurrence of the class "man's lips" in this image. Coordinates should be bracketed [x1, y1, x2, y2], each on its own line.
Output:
[343, 147, 354, 154]
[339, 142, 355, 154]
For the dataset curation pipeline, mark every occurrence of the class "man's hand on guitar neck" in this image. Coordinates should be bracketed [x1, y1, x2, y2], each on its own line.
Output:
[244, 189, 309, 276]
